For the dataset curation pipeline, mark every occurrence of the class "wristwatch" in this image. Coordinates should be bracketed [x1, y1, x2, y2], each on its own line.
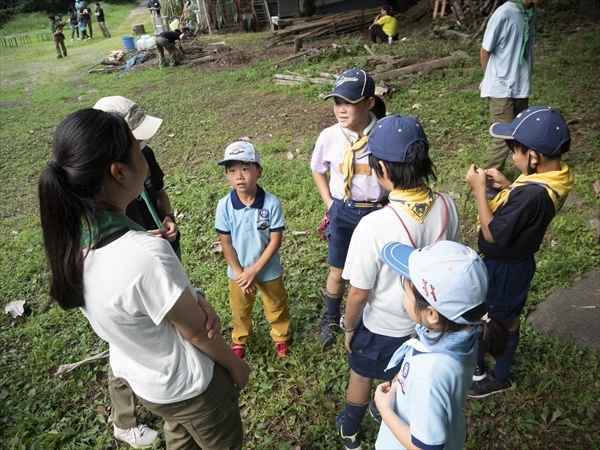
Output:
[164, 213, 176, 222]
[339, 314, 358, 332]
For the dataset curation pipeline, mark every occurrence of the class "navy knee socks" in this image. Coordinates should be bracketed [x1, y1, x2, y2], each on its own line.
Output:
[325, 291, 343, 317]
[341, 401, 369, 437]
[493, 329, 520, 382]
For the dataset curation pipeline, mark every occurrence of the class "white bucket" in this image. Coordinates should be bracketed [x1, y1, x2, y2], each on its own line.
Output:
[136, 36, 156, 50]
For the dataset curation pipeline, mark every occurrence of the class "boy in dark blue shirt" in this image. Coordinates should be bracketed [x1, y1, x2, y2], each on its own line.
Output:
[465, 106, 574, 397]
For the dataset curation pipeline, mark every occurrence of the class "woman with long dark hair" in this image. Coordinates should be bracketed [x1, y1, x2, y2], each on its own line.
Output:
[39, 108, 250, 449]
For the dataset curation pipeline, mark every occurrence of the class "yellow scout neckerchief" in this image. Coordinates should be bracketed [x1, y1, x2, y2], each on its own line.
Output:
[340, 112, 377, 200]
[482, 162, 573, 227]
[388, 187, 436, 223]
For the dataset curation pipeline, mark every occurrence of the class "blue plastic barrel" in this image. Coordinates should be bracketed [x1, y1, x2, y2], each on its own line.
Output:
[121, 35, 135, 52]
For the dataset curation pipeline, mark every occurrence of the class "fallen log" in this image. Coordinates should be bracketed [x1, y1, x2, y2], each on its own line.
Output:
[274, 74, 389, 96]
[274, 74, 335, 85]
[88, 66, 124, 74]
[442, 67, 475, 75]
[264, 50, 313, 67]
[187, 55, 214, 64]
[372, 51, 469, 81]
[434, 28, 471, 39]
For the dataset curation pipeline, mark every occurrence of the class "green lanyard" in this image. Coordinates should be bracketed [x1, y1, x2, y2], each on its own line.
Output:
[140, 188, 164, 230]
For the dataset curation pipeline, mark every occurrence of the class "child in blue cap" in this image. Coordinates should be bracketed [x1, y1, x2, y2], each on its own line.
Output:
[335, 114, 461, 449]
[310, 69, 389, 349]
[215, 141, 292, 359]
[466, 106, 574, 397]
[375, 241, 508, 449]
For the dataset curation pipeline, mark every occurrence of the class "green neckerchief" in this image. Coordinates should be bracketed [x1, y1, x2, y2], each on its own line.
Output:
[140, 188, 164, 230]
[513, 0, 534, 64]
[81, 211, 146, 249]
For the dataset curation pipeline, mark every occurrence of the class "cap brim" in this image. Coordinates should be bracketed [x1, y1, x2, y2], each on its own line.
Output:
[323, 93, 365, 104]
[489, 122, 515, 140]
[381, 242, 415, 279]
[131, 114, 163, 140]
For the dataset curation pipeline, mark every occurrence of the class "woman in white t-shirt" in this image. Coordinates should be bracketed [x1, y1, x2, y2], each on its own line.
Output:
[38, 108, 250, 449]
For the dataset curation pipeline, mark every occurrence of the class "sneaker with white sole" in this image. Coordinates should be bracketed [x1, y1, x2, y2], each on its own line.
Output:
[114, 424, 159, 449]
[468, 374, 515, 398]
[318, 313, 340, 349]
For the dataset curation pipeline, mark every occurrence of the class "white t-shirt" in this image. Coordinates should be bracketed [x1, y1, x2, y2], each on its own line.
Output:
[81, 230, 214, 404]
[342, 194, 460, 337]
[481, 2, 537, 99]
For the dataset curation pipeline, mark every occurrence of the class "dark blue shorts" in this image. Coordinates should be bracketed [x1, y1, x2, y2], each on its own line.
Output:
[327, 199, 382, 269]
[348, 320, 411, 380]
[484, 256, 536, 323]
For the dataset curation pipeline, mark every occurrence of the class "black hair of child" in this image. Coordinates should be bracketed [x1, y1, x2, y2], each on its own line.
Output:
[507, 139, 570, 159]
[410, 283, 509, 358]
[371, 96, 387, 120]
[368, 141, 436, 190]
[224, 161, 261, 170]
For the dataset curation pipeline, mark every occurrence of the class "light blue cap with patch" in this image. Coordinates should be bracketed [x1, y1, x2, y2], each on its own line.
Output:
[218, 141, 261, 166]
[381, 240, 488, 325]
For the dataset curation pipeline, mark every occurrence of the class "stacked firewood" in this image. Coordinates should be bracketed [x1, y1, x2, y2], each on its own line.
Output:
[265, 7, 381, 47]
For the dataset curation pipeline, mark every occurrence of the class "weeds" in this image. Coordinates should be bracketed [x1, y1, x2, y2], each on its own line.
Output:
[1, 4, 599, 450]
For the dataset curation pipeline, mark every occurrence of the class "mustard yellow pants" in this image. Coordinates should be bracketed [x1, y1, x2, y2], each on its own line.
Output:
[229, 276, 291, 345]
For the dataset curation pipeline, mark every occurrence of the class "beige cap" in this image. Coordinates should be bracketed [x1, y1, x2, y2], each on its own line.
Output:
[93, 96, 163, 140]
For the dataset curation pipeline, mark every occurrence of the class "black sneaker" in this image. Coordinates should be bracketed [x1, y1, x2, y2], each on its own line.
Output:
[335, 412, 362, 450]
[468, 374, 515, 398]
[318, 313, 340, 349]
[368, 400, 382, 424]
[473, 362, 487, 381]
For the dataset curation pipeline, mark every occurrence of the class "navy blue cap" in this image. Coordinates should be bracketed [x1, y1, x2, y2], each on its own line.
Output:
[489, 106, 570, 156]
[361, 114, 428, 162]
[324, 69, 375, 104]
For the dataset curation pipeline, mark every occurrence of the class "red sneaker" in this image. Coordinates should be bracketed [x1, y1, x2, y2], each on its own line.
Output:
[231, 344, 245, 358]
[275, 341, 291, 358]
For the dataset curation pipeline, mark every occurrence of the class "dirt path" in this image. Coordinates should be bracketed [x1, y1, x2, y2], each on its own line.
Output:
[127, 0, 152, 20]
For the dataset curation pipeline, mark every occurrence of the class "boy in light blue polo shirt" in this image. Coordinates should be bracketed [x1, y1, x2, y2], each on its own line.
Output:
[215, 141, 292, 359]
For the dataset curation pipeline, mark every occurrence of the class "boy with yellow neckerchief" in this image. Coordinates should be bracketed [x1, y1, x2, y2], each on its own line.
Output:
[311, 69, 389, 350]
[336, 114, 460, 449]
[466, 106, 574, 398]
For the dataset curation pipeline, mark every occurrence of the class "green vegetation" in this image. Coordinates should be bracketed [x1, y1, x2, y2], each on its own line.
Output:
[1, 3, 599, 449]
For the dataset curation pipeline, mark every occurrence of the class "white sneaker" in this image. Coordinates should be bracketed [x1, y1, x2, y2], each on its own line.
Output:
[113, 424, 159, 449]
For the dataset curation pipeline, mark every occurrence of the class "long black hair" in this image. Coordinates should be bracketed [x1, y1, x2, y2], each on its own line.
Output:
[411, 282, 509, 358]
[38, 108, 134, 309]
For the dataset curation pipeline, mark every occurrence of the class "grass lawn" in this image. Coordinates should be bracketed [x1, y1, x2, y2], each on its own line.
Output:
[1, 2, 599, 449]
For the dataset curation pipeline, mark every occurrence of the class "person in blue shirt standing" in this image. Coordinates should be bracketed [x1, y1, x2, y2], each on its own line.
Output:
[215, 142, 292, 359]
[374, 241, 509, 449]
[480, 0, 542, 199]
